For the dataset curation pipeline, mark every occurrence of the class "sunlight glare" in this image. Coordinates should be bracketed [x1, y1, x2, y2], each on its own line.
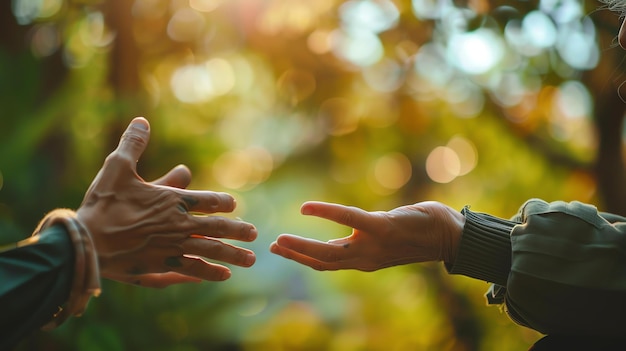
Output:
[447, 136, 477, 175]
[505, 20, 542, 56]
[550, 81, 594, 144]
[448, 29, 504, 75]
[132, 0, 168, 19]
[540, 0, 582, 23]
[490, 72, 538, 107]
[412, 0, 451, 19]
[373, 152, 413, 190]
[448, 83, 485, 118]
[554, 80, 591, 120]
[414, 43, 454, 88]
[12, 0, 62, 24]
[190, 0, 224, 12]
[307, 29, 333, 54]
[79, 12, 114, 48]
[363, 58, 404, 93]
[426, 146, 461, 183]
[167, 8, 205, 42]
[330, 28, 383, 67]
[556, 20, 599, 70]
[339, 0, 399, 34]
[522, 11, 557, 48]
[170, 58, 235, 103]
[212, 147, 274, 190]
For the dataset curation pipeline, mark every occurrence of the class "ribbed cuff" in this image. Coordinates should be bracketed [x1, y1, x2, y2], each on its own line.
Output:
[445, 207, 516, 287]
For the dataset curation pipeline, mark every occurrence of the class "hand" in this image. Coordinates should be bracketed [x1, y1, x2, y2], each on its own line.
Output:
[76, 117, 257, 288]
[270, 201, 464, 271]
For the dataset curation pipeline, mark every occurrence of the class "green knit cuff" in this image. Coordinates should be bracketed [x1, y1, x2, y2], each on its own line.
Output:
[445, 207, 516, 287]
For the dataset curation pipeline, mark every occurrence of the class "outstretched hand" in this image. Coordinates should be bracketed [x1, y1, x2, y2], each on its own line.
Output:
[270, 201, 464, 272]
[76, 117, 257, 288]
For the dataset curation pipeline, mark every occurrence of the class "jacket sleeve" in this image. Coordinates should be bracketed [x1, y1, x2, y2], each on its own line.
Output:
[446, 198, 626, 336]
[0, 224, 74, 350]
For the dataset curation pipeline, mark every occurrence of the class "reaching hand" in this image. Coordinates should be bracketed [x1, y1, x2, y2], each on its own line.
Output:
[76, 117, 257, 288]
[270, 201, 464, 272]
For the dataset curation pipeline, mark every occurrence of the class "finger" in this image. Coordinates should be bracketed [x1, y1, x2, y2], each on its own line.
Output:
[269, 240, 344, 271]
[101, 245, 186, 275]
[300, 201, 377, 231]
[166, 189, 238, 213]
[102, 247, 235, 283]
[116, 117, 151, 165]
[104, 271, 201, 288]
[272, 234, 353, 263]
[189, 216, 258, 242]
[166, 255, 233, 281]
[183, 236, 256, 267]
[151, 164, 192, 188]
[133, 273, 201, 288]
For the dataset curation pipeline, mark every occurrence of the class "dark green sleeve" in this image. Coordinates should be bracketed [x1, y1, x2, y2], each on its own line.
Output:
[445, 207, 516, 287]
[0, 224, 74, 350]
[504, 199, 626, 336]
[448, 199, 626, 337]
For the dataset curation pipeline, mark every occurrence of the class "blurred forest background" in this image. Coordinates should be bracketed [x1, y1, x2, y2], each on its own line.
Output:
[1, 0, 625, 350]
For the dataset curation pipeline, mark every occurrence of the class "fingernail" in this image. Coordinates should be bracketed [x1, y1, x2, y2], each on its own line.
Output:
[248, 227, 258, 241]
[269, 243, 277, 253]
[132, 121, 149, 131]
[221, 270, 232, 281]
[245, 253, 256, 266]
[301, 205, 313, 215]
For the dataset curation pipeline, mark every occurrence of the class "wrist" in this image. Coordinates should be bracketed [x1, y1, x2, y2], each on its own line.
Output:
[443, 206, 465, 265]
[33, 209, 101, 330]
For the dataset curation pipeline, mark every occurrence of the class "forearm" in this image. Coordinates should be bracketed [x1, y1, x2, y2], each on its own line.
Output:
[0, 225, 74, 350]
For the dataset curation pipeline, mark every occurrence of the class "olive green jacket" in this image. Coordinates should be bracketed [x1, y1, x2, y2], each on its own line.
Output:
[448, 198, 626, 336]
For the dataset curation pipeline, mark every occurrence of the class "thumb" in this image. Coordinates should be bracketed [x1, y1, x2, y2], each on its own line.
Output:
[117, 117, 151, 164]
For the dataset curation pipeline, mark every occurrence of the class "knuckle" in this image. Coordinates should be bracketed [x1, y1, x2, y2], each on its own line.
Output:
[340, 211, 355, 227]
[214, 192, 235, 211]
[207, 217, 227, 234]
[218, 217, 227, 232]
[121, 130, 148, 148]
[236, 249, 250, 264]
[210, 242, 225, 256]
[104, 152, 134, 168]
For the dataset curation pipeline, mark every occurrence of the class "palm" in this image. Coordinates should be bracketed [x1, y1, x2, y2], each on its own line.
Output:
[270, 201, 464, 271]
